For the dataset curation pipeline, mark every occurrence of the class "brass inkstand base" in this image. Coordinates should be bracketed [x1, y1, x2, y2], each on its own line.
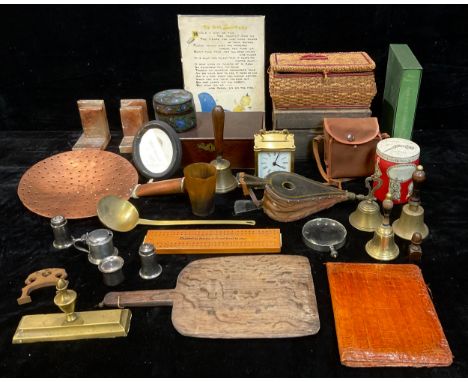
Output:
[13, 279, 131, 344]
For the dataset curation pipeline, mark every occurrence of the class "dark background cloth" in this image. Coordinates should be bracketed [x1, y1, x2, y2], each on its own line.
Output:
[0, 4, 467, 377]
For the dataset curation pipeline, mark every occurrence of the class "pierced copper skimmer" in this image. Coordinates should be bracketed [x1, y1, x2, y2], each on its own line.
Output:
[18, 150, 138, 219]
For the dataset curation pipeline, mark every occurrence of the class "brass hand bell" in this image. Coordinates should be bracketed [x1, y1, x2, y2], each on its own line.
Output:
[349, 175, 383, 232]
[365, 192, 400, 261]
[393, 165, 429, 240]
[210, 105, 238, 194]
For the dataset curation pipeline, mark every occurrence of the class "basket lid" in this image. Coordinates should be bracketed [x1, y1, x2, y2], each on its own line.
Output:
[270, 52, 376, 73]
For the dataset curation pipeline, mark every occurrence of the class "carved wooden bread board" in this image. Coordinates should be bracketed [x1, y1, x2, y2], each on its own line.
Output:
[103, 255, 319, 339]
[144, 229, 281, 254]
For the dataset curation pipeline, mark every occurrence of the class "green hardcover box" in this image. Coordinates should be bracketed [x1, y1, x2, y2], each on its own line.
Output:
[382, 44, 423, 139]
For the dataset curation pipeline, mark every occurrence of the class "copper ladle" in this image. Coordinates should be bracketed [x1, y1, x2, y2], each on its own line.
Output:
[97, 196, 256, 232]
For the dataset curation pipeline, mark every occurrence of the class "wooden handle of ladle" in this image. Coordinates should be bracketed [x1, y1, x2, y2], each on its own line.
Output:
[134, 178, 185, 198]
[212, 105, 225, 158]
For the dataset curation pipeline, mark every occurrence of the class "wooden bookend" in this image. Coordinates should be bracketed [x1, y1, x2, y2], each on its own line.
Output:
[119, 99, 149, 154]
[73, 100, 111, 150]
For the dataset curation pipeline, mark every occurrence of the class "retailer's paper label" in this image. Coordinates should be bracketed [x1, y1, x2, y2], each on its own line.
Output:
[178, 15, 265, 112]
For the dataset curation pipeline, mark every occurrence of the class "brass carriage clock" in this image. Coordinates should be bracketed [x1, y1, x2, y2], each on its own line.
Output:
[254, 129, 295, 178]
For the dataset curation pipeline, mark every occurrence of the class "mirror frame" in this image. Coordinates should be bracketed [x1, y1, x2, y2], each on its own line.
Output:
[132, 120, 182, 180]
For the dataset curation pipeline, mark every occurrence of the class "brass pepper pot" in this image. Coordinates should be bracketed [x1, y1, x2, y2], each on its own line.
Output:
[393, 165, 429, 240]
[365, 192, 399, 261]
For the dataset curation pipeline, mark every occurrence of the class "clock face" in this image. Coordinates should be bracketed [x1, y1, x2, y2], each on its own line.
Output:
[257, 151, 292, 178]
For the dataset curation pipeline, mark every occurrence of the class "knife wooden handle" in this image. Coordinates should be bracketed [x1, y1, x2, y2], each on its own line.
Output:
[212, 105, 225, 158]
[102, 290, 175, 308]
[134, 178, 184, 198]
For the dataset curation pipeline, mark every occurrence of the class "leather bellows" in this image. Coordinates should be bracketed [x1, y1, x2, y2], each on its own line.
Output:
[313, 117, 388, 188]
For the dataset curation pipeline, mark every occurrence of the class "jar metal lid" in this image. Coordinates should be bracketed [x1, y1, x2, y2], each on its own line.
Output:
[87, 229, 113, 245]
[50, 215, 66, 227]
[376, 138, 420, 163]
[98, 255, 124, 273]
[153, 89, 193, 106]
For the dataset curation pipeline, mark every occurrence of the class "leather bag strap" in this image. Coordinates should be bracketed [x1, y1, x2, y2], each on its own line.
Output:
[313, 135, 352, 189]
[313, 135, 330, 182]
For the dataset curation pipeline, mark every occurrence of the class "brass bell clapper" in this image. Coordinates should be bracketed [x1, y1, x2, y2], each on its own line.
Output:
[349, 175, 383, 232]
[365, 192, 400, 261]
[12, 279, 131, 344]
[393, 165, 429, 240]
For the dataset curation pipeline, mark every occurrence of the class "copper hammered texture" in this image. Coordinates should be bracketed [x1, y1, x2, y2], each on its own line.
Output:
[18, 150, 138, 219]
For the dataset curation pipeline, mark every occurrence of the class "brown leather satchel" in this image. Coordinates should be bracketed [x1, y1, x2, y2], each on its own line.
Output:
[313, 117, 387, 188]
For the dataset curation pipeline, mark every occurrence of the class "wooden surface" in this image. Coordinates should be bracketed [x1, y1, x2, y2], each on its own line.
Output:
[143, 229, 282, 254]
[103, 255, 319, 339]
[327, 263, 453, 367]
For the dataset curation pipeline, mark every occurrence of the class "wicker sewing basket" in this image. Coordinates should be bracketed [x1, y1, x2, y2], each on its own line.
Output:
[269, 52, 377, 109]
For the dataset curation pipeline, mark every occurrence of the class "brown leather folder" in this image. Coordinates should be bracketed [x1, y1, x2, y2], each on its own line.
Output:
[326, 263, 453, 367]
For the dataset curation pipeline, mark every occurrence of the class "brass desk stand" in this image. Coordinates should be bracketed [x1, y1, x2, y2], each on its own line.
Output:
[13, 279, 131, 344]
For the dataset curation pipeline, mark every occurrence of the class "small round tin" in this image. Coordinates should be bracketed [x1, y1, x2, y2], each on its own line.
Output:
[374, 138, 420, 204]
[153, 89, 196, 133]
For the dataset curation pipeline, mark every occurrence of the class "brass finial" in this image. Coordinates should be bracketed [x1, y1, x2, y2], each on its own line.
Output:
[54, 279, 78, 323]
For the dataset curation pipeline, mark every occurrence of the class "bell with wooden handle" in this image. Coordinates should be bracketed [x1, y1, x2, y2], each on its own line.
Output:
[365, 192, 400, 261]
[393, 165, 429, 240]
[210, 105, 237, 194]
[349, 175, 383, 232]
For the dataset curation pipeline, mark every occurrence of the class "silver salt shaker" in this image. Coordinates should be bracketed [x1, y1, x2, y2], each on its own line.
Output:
[138, 243, 162, 280]
[98, 255, 125, 287]
[51, 215, 74, 249]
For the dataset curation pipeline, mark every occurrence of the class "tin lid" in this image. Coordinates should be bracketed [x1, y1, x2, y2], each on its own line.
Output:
[50, 215, 66, 227]
[98, 255, 124, 273]
[376, 138, 420, 163]
[139, 242, 155, 256]
[88, 229, 113, 246]
[153, 89, 193, 106]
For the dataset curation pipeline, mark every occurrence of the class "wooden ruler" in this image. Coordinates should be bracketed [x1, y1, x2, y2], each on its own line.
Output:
[144, 229, 281, 254]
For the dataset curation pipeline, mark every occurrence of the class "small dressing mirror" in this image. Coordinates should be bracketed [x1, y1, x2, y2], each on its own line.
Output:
[132, 120, 182, 180]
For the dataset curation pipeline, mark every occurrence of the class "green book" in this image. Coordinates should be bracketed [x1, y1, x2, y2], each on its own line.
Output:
[382, 44, 423, 139]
